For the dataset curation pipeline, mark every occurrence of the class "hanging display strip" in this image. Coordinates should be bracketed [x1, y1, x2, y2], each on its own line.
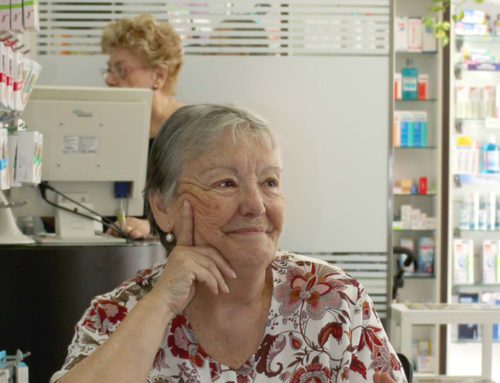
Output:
[36, 0, 389, 56]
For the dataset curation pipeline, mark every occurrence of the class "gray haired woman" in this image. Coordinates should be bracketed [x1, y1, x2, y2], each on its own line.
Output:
[51, 104, 407, 383]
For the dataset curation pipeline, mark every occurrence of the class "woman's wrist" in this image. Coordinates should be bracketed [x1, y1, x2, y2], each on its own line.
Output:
[140, 290, 176, 324]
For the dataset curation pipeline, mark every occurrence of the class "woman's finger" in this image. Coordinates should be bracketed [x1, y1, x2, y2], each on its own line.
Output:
[175, 200, 193, 246]
[199, 246, 237, 280]
[192, 253, 230, 294]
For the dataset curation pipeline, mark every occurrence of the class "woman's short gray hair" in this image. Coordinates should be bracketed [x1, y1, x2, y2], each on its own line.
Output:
[144, 103, 278, 250]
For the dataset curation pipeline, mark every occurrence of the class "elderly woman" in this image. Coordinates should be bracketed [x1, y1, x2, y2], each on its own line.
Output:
[101, 14, 184, 239]
[51, 104, 406, 383]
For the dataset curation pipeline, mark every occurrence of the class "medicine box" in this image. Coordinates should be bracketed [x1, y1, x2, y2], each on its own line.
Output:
[7, 132, 20, 187]
[407, 18, 423, 52]
[453, 239, 474, 284]
[418, 237, 435, 274]
[482, 240, 498, 284]
[16, 130, 42, 184]
[23, 0, 39, 30]
[10, 0, 23, 31]
[0, 0, 9, 31]
[0, 127, 8, 190]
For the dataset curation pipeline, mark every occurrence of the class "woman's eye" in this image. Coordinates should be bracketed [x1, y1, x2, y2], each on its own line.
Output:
[265, 178, 279, 187]
[215, 180, 236, 188]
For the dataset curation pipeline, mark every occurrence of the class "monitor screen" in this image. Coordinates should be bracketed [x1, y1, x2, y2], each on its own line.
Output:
[9, 86, 152, 242]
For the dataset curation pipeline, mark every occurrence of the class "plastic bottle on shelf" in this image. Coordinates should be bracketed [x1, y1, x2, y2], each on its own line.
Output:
[482, 135, 500, 174]
[401, 58, 418, 100]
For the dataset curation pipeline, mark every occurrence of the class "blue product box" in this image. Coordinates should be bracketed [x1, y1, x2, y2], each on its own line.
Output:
[400, 120, 409, 147]
[413, 120, 422, 147]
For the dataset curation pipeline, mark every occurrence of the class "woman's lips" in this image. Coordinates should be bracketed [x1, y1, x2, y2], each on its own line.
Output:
[230, 227, 267, 234]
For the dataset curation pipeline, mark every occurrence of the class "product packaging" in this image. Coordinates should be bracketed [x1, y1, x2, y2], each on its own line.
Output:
[453, 238, 474, 284]
[413, 111, 427, 147]
[401, 204, 412, 229]
[10, 0, 23, 31]
[4, 42, 13, 110]
[472, 191, 480, 230]
[23, 0, 39, 30]
[0, 127, 8, 190]
[422, 22, 437, 52]
[482, 239, 498, 284]
[418, 237, 434, 274]
[16, 130, 42, 184]
[394, 73, 402, 100]
[0, 0, 10, 31]
[12, 50, 23, 111]
[418, 176, 427, 195]
[21, 58, 41, 107]
[393, 111, 400, 147]
[407, 18, 423, 52]
[7, 131, 20, 187]
[395, 17, 408, 51]
[402, 59, 418, 100]
[418, 74, 428, 100]
[487, 191, 496, 230]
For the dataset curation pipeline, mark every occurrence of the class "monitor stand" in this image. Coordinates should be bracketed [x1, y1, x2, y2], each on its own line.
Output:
[0, 190, 36, 244]
[35, 193, 126, 245]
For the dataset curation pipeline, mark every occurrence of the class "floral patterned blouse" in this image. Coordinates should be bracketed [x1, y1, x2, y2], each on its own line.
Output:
[51, 251, 407, 383]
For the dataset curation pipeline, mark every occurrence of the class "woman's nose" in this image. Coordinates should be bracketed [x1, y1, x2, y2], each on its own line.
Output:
[105, 74, 117, 87]
[239, 184, 265, 217]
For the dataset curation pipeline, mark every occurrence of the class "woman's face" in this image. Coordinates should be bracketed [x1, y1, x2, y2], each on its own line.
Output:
[170, 131, 285, 268]
[105, 47, 153, 88]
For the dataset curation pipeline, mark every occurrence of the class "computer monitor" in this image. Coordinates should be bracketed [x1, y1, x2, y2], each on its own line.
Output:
[9, 86, 152, 243]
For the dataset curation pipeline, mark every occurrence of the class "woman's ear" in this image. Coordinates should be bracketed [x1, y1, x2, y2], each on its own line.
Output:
[148, 192, 173, 233]
[152, 67, 168, 91]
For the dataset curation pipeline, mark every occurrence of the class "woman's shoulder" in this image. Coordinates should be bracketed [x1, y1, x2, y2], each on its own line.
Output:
[274, 250, 353, 278]
[91, 260, 166, 306]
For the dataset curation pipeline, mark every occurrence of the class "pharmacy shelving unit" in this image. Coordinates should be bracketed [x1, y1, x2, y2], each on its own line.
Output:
[444, 1, 500, 379]
[390, 0, 444, 375]
[392, 0, 443, 295]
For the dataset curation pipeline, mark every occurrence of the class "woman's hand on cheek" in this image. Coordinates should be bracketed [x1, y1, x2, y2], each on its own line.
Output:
[153, 200, 237, 314]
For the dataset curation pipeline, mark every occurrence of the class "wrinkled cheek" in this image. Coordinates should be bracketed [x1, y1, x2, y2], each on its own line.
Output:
[182, 192, 228, 229]
[272, 197, 286, 234]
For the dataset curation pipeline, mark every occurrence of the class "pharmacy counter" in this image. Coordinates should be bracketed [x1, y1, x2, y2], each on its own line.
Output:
[0, 241, 166, 383]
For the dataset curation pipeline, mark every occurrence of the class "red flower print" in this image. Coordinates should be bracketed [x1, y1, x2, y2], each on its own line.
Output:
[349, 354, 367, 379]
[166, 314, 208, 368]
[289, 333, 303, 349]
[255, 334, 286, 377]
[127, 267, 153, 286]
[209, 361, 221, 380]
[167, 315, 189, 359]
[153, 347, 169, 370]
[81, 299, 127, 335]
[358, 325, 383, 353]
[290, 363, 331, 383]
[275, 264, 345, 320]
[369, 339, 401, 380]
[97, 300, 127, 324]
[318, 322, 344, 346]
[362, 301, 370, 320]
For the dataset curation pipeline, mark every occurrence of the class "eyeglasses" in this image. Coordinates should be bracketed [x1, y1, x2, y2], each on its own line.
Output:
[100, 65, 147, 81]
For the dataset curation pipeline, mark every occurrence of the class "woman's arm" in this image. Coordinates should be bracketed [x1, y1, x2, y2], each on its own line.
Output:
[55, 201, 236, 382]
[105, 217, 153, 240]
[58, 292, 173, 383]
